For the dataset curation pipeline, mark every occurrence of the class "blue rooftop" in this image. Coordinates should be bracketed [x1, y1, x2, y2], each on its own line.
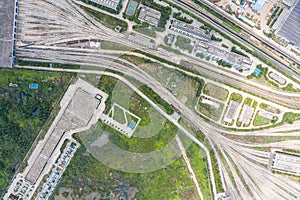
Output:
[29, 83, 39, 89]
[254, 68, 261, 76]
[129, 121, 136, 129]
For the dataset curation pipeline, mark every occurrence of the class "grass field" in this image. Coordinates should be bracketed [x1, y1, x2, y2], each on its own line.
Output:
[50, 129, 200, 199]
[112, 105, 127, 124]
[0, 69, 72, 196]
[197, 97, 224, 121]
[243, 97, 252, 106]
[203, 83, 229, 101]
[229, 92, 243, 103]
[175, 35, 194, 53]
[187, 143, 212, 200]
[102, 120, 177, 153]
[80, 5, 128, 31]
[100, 41, 132, 51]
[253, 113, 271, 126]
[133, 26, 157, 38]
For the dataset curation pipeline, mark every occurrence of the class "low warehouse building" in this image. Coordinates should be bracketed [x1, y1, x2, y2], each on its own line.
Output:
[271, 151, 300, 176]
[170, 20, 212, 42]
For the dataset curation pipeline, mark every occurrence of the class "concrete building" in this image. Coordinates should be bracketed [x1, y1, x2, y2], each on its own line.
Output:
[201, 98, 220, 109]
[271, 8, 289, 30]
[271, 151, 300, 176]
[224, 100, 240, 123]
[251, 0, 266, 12]
[239, 105, 254, 125]
[268, 72, 286, 85]
[169, 20, 212, 42]
[276, 0, 300, 49]
[194, 42, 252, 71]
[258, 110, 275, 120]
[138, 6, 161, 27]
[282, 0, 295, 7]
[90, 0, 121, 10]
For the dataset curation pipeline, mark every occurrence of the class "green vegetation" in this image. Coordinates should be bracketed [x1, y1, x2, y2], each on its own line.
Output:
[100, 41, 133, 51]
[203, 83, 229, 101]
[173, 12, 193, 24]
[195, 77, 205, 98]
[112, 105, 127, 124]
[0, 69, 72, 196]
[281, 112, 300, 124]
[282, 149, 300, 155]
[244, 97, 252, 106]
[141, 0, 171, 29]
[123, 1, 141, 23]
[187, 143, 213, 199]
[159, 45, 183, 55]
[51, 135, 200, 199]
[139, 85, 175, 115]
[221, 43, 229, 49]
[163, 34, 173, 45]
[100, 67, 175, 116]
[268, 7, 281, 27]
[96, 75, 119, 113]
[198, 97, 224, 121]
[231, 46, 249, 58]
[217, 60, 232, 68]
[247, 64, 268, 79]
[195, 131, 224, 193]
[128, 92, 151, 126]
[211, 34, 222, 42]
[15, 59, 81, 69]
[252, 100, 258, 109]
[80, 5, 128, 32]
[103, 120, 177, 153]
[282, 83, 300, 92]
[259, 103, 280, 114]
[229, 92, 243, 103]
[133, 24, 157, 38]
[196, 52, 205, 59]
[80, 0, 122, 14]
[253, 113, 271, 126]
[175, 35, 193, 53]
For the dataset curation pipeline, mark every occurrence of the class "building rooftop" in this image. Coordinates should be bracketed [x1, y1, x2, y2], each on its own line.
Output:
[271, 151, 300, 176]
[239, 105, 254, 125]
[251, 0, 266, 12]
[224, 100, 240, 123]
[272, 8, 289, 30]
[277, 0, 300, 49]
[90, 0, 121, 10]
[268, 72, 286, 85]
[283, 0, 295, 7]
[138, 6, 161, 27]
[170, 20, 212, 41]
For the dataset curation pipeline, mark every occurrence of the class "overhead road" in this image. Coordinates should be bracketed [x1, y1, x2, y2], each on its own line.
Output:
[170, 0, 300, 80]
